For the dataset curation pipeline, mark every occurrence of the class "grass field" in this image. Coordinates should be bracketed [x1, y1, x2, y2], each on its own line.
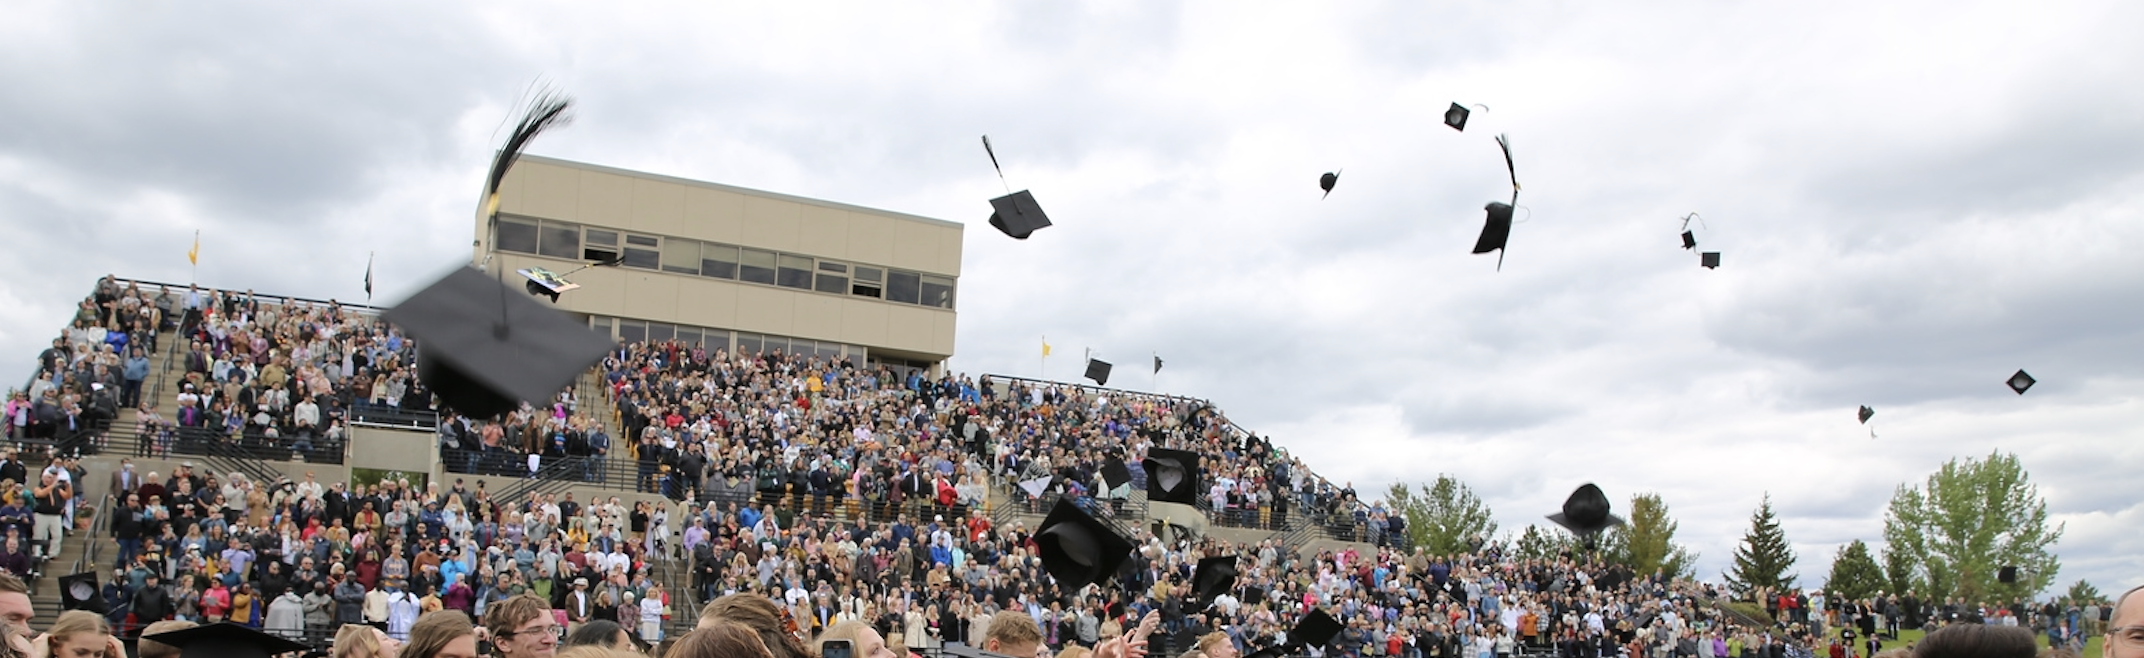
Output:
[1883, 628, 2103, 657]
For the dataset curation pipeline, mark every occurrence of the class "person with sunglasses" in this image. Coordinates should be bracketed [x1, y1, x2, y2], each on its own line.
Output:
[485, 594, 561, 658]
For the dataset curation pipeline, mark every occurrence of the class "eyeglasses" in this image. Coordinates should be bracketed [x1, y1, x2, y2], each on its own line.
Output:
[497, 624, 565, 641]
[2112, 626, 2144, 650]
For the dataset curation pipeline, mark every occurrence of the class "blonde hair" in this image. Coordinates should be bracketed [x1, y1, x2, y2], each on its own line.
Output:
[402, 611, 476, 658]
[1057, 647, 1095, 658]
[334, 624, 386, 658]
[696, 594, 810, 658]
[815, 620, 874, 654]
[674, 621, 775, 658]
[49, 611, 112, 658]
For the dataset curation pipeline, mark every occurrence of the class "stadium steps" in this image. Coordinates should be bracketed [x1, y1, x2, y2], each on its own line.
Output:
[27, 503, 100, 624]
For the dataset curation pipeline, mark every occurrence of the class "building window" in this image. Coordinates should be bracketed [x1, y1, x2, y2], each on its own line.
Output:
[776, 255, 813, 290]
[617, 320, 647, 344]
[736, 333, 761, 356]
[622, 234, 660, 269]
[739, 249, 777, 285]
[539, 223, 580, 259]
[813, 261, 848, 294]
[648, 323, 674, 343]
[921, 275, 955, 309]
[583, 229, 619, 262]
[496, 219, 539, 254]
[700, 244, 739, 280]
[661, 239, 701, 275]
[886, 271, 920, 305]
[851, 266, 883, 298]
[590, 317, 613, 339]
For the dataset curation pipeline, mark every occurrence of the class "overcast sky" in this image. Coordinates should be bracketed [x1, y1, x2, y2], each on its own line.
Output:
[4, 2, 2140, 593]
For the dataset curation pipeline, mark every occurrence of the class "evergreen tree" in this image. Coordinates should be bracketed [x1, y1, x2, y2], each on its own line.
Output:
[2066, 579, 2102, 604]
[1385, 475, 1498, 556]
[1512, 524, 1578, 562]
[1725, 494, 1797, 596]
[1605, 492, 1698, 579]
[1824, 540, 1886, 600]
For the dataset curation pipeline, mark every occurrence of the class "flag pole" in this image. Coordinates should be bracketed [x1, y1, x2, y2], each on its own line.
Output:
[1152, 350, 1158, 391]
[190, 229, 199, 283]
[1040, 334, 1047, 381]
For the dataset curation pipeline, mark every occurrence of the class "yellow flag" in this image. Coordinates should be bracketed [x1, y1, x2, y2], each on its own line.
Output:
[1042, 339, 1052, 358]
[188, 231, 199, 266]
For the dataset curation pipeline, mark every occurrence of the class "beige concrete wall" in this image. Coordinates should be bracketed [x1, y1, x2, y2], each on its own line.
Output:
[350, 426, 440, 475]
[477, 155, 962, 361]
[490, 156, 962, 277]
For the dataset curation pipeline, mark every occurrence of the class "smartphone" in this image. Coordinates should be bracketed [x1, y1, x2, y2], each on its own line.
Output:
[823, 639, 854, 658]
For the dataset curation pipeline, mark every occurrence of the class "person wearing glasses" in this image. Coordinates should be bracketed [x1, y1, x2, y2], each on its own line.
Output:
[485, 594, 561, 658]
[2108, 586, 2144, 658]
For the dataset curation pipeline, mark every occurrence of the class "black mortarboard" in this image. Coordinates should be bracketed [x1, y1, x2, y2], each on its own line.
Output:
[1681, 231, 1698, 250]
[1287, 609, 1344, 649]
[1473, 202, 1514, 257]
[517, 267, 580, 303]
[1701, 252, 1721, 269]
[988, 190, 1053, 240]
[1997, 566, 2019, 583]
[1142, 447, 1201, 505]
[142, 622, 311, 658]
[1191, 555, 1240, 611]
[1084, 359, 1112, 386]
[1474, 134, 1520, 270]
[1101, 457, 1132, 490]
[1034, 498, 1133, 592]
[1546, 483, 1625, 536]
[59, 572, 105, 613]
[1858, 406, 1875, 424]
[2007, 370, 2035, 395]
[1241, 585, 1265, 606]
[1444, 103, 1470, 132]
[384, 266, 615, 418]
[1320, 171, 1340, 199]
[1246, 648, 1285, 658]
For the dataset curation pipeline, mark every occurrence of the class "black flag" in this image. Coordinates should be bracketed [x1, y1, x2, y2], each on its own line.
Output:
[1153, 355, 1163, 373]
[363, 253, 374, 300]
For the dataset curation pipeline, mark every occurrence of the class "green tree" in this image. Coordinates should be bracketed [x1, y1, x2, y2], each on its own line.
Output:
[1725, 494, 1798, 596]
[1879, 451, 2064, 600]
[2066, 579, 2102, 604]
[1605, 492, 1698, 579]
[1384, 475, 1498, 555]
[1512, 524, 1579, 562]
[1825, 540, 1887, 600]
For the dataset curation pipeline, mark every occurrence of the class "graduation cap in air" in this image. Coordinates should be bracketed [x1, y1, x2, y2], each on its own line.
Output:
[1034, 498, 1134, 592]
[1100, 457, 1133, 491]
[481, 88, 574, 223]
[1320, 171, 1341, 199]
[1472, 135, 1520, 270]
[59, 572, 105, 613]
[983, 136, 1053, 240]
[1701, 252, 1721, 269]
[384, 266, 615, 418]
[142, 622, 311, 658]
[1287, 609, 1345, 650]
[1546, 483, 1626, 538]
[1858, 406, 1875, 424]
[1191, 555, 1240, 611]
[1997, 566, 2020, 583]
[517, 256, 623, 303]
[1444, 103, 1472, 132]
[1085, 359, 1112, 386]
[1142, 447, 1201, 505]
[1679, 212, 1705, 250]
[2006, 369, 2036, 395]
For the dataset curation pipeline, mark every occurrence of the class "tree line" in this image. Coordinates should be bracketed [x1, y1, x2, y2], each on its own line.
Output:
[1373, 451, 2085, 604]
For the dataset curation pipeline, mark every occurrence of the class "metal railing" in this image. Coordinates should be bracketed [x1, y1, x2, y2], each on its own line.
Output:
[348, 403, 441, 430]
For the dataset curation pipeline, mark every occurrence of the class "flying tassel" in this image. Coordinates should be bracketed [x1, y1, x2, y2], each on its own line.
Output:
[483, 87, 576, 220]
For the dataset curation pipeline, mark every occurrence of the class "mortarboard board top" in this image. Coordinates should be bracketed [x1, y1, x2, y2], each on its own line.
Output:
[1320, 171, 1340, 199]
[1858, 406, 1875, 424]
[1034, 498, 1134, 593]
[384, 266, 615, 419]
[1700, 252, 1721, 269]
[1191, 555, 1240, 611]
[1288, 609, 1344, 649]
[1444, 103, 1471, 132]
[1142, 448, 1201, 506]
[1084, 359, 1113, 386]
[142, 622, 312, 658]
[989, 190, 1053, 240]
[2006, 370, 2035, 395]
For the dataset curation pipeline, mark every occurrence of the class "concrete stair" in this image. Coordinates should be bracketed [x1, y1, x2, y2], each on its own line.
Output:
[27, 509, 99, 625]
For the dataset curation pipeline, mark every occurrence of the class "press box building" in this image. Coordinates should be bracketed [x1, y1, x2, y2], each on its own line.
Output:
[475, 155, 961, 373]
